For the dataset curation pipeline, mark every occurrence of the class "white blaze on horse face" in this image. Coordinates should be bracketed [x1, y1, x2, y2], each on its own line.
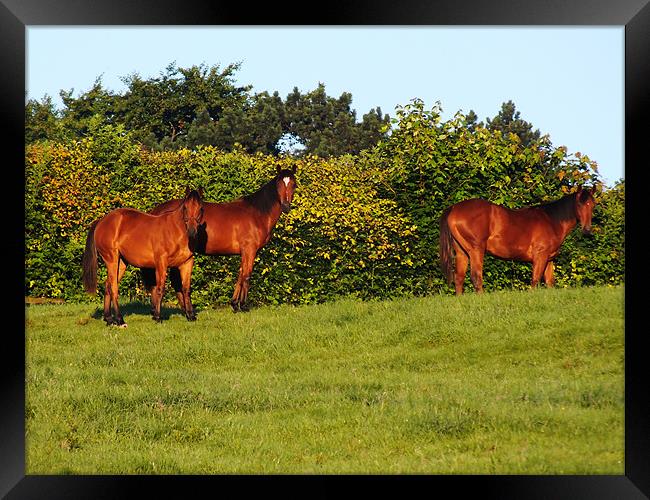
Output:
[283, 177, 290, 186]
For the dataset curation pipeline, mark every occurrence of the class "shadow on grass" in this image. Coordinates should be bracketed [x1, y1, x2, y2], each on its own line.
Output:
[90, 301, 204, 321]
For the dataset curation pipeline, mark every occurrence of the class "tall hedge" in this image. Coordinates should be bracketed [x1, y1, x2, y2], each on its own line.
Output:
[25, 104, 624, 307]
[26, 123, 421, 306]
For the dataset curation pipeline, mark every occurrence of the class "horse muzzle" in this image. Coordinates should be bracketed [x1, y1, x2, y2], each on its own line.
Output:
[281, 202, 292, 213]
[582, 226, 593, 235]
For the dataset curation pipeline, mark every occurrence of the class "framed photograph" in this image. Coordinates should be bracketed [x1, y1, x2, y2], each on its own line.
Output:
[6, 0, 648, 497]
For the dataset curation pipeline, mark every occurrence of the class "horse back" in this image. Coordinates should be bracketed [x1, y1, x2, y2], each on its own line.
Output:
[446, 198, 494, 237]
[449, 198, 555, 231]
[99, 207, 162, 229]
[203, 200, 269, 254]
[95, 208, 165, 244]
[150, 198, 269, 255]
[94, 207, 189, 267]
[447, 199, 560, 260]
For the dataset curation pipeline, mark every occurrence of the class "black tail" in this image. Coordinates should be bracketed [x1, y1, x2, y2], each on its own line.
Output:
[82, 220, 99, 294]
[439, 208, 455, 286]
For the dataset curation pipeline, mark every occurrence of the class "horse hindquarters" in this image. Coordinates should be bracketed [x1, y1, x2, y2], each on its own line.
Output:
[82, 219, 126, 326]
[445, 201, 491, 294]
[94, 246, 127, 326]
[440, 208, 471, 295]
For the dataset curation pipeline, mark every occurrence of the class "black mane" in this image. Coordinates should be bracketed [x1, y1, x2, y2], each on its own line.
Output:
[532, 192, 577, 224]
[184, 189, 203, 203]
[242, 178, 279, 214]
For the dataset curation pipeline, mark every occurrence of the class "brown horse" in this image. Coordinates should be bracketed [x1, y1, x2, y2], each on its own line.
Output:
[82, 188, 205, 326]
[143, 166, 297, 312]
[439, 186, 596, 294]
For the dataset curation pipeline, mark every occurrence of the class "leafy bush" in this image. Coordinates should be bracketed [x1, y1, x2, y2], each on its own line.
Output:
[25, 103, 623, 306]
[26, 126, 419, 306]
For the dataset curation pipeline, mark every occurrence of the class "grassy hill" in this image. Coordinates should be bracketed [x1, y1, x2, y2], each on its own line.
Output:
[25, 285, 624, 474]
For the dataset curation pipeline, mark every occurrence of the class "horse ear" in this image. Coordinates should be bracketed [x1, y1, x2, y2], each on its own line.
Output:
[577, 186, 593, 202]
[576, 185, 583, 194]
[184, 186, 191, 198]
[197, 187, 204, 198]
[291, 165, 297, 175]
[276, 165, 282, 175]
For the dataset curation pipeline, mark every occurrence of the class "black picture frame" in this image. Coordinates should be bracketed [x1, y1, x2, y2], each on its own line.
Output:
[5, 0, 648, 498]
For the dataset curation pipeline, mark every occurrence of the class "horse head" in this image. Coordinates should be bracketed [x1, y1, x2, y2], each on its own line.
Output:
[575, 185, 596, 235]
[181, 187, 205, 240]
[275, 165, 297, 213]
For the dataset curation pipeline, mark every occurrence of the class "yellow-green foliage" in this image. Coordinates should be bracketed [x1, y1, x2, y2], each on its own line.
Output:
[39, 142, 113, 238]
[25, 111, 624, 305]
[26, 131, 420, 306]
[252, 154, 421, 305]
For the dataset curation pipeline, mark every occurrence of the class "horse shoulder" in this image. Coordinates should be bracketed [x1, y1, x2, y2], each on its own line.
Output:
[522, 209, 566, 252]
[529, 209, 565, 236]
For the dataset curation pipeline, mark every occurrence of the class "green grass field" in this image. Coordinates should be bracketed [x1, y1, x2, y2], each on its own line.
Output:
[25, 285, 624, 474]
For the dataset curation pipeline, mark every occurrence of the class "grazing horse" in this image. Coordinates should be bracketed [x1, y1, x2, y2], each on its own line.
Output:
[143, 166, 297, 312]
[82, 188, 205, 325]
[439, 186, 596, 294]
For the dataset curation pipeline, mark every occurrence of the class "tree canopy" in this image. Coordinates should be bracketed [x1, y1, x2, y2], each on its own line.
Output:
[25, 62, 391, 158]
[28, 62, 578, 166]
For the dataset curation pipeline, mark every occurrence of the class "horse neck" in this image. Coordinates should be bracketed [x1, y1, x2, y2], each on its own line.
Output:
[245, 180, 283, 227]
[556, 215, 578, 241]
[538, 194, 578, 239]
[158, 202, 188, 235]
[266, 198, 284, 229]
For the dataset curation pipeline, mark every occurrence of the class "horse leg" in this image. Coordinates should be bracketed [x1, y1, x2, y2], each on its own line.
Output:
[152, 258, 168, 323]
[230, 259, 244, 312]
[468, 247, 486, 293]
[103, 278, 114, 325]
[169, 267, 185, 312]
[237, 252, 256, 312]
[177, 258, 196, 321]
[149, 263, 161, 320]
[452, 240, 469, 295]
[231, 250, 254, 312]
[105, 254, 126, 327]
[531, 254, 549, 289]
[543, 261, 555, 288]
[150, 284, 159, 319]
[230, 253, 252, 312]
[112, 258, 128, 326]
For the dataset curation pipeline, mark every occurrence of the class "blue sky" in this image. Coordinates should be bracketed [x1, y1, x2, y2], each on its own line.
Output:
[27, 27, 623, 186]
